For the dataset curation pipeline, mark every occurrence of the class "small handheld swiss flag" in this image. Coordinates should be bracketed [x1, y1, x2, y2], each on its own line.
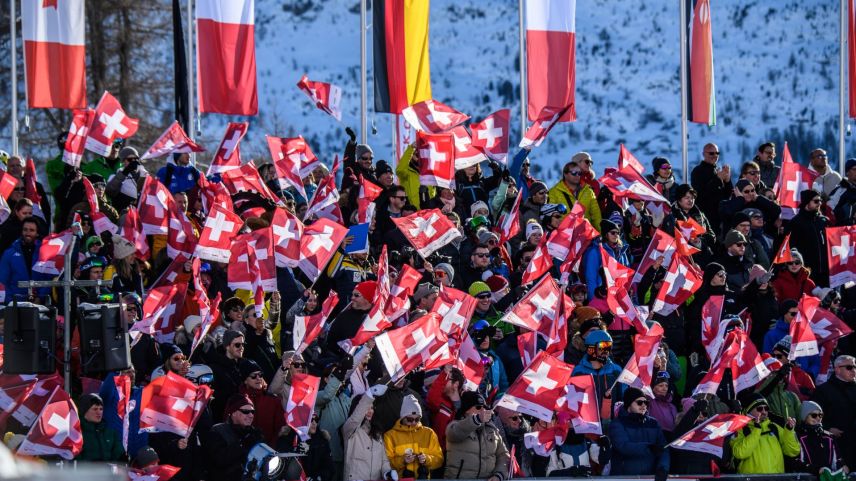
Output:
[142, 121, 205, 160]
[194, 203, 245, 263]
[826, 225, 856, 288]
[519, 105, 569, 149]
[63, 109, 95, 167]
[85, 91, 139, 156]
[297, 218, 348, 283]
[206, 122, 248, 176]
[297, 74, 343, 121]
[392, 208, 462, 258]
[417, 131, 456, 189]
[16, 386, 83, 460]
[401, 99, 469, 133]
[495, 351, 574, 422]
[668, 413, 752, 457]
[470, 109, 510, 164]
[285, 373, 321, 441]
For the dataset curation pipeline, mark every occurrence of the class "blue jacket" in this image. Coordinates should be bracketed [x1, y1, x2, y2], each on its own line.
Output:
[608, 409, 670, 475]
[582, 239, 632, 300]
[572, 355, 624, 415]
[99, 373, 147, 457]
[0, 238, 51, 302]
[156, 163, 200, 194]
[479, 349, 509, 401]
[762, 319, 820, 377]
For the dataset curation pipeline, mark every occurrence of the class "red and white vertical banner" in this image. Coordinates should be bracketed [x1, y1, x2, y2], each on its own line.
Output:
[21, 0, 87, 109]
[196, 0, 258, 115]
[688, 0, 716, 125]
[525, 0, 577, 122]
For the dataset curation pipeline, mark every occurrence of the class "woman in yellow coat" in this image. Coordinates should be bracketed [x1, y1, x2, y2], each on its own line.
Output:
[383, 394, 444, 478]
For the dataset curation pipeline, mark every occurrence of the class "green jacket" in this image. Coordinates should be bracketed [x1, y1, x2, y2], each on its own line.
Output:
[730, 419, 800, 474]
[548, 180, 601, 230]
[45, 154, 67, 193]
[757, 376, 801, 423]
[81, 156, 122, 181]
[77, 418, 126, 462]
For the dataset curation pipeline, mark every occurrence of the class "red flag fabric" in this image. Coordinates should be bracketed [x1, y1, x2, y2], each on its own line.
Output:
[617, 333, 663, 394]
[519, 106, 570, 149]
[401, 99, 469, 133]
[196, 0, 258, 115]
[0, 374, 38, 426]
[357, 174, 384, 224]
[191, 292, 221, 358]
[285, 373, 321, 441]
[674, 227, 701, 257]
[557, 374, 602, 435]
[166, 207, 199, 260]
[350, 247, 393, 346]
[294, 292, 339, 353]
[617, 144, 644, 174]
[689, 0, 716, 125]
[496, 352, 574, 422]
[62, 109, 95, 167]
[668, 414, 752, 457]
[677, 218, 707, 241]
[631, 229, 677, 287]
[21, 0, 86, 109]
[23, 157, 43, 217]
[206, 122, 248, 175]
[376, 312, 448, 380]
[549, 203, 597, 269]
[271, 208, 304, 268]
[524, 413, 571, 456]
[521, 242, 551, 286]
[417, 131, 456, 189]
[304, 172, 343, 223]
[137, 176, 176, 235]
[471, 109, 511, 164]
[142, 121, 205, 160]
[297, 74, 343, 121]
[133, 283, 188, 343]
[827, 225, 856, 288]
[128, 465, 182, 481]
[772, 233, 794, 265]
[221, 161, 282, 205]
[16, 386, 82, 460]
[776, 144, 818, 211]
[502, 275, 563, 333]
[449, 125, 487, 170]
[788, 294, 820, 361]
[809, 304, 853, 345]
[139, 371, 212, 437]
[228, 228, 276, 292]
[3, 374, 62, 428]
[267, 135, 307, 200]
[392, 209, 463, 258]
[114, 374, 132, 452]
[0, 172, 18, 201]
[33, 229, 73, 275]
[297, 218, 348, 282]
[700, 295, 727, 361]
[497, 191, 523, 245]
[598, 165, 668, 203]
[194, 203, 244, 263]
[525, 1, 576, 122]
[652, 254, 703, 315]
[431, 285, 478, 342]
[85, 91, 140, 156]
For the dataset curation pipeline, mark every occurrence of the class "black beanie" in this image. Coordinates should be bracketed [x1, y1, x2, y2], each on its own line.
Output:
[456, 391, 486, 419]
[778, 299, 799, 318]
[731, 212, 751, 228]
[674, 184, 696, 201]
[623, 387, 646, 408]
[160, 342, 183, 365]
[239, 359, 263, 380]
[703, 262, 725, 284]
[799, 189, 821, 208]
[78, 393, 103, 416]
[600, 219, 620, 236]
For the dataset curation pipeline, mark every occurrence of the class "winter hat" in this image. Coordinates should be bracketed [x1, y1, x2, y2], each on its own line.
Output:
[571, 152, 592, 164]
[800, 401, 823, 422]
[741, 392, 768, 414]
[703, 262, 725, 284]
[741, 207, 763, 219]
[846, 158, 856, 172]
[674, 184, 697, 200]
[132, 446, 160, 469]
[469, 281, 491, 297]
[400, 394, 423, 419]
[470, 200, 490, 217]
[778, 299, 799, 318]
[77, 393, 103, 416]
[222, 330, 244, 348]
[79, 256, 107, 272]
[525, 220, 543, 239]
[608, 210, 624, 228]
[434, 263, 455, 280]
[112, 236, 136, 260]
[224, 393, 254, 420]
[790, 249, 804, 264]
[477, 229, 499, 245]
[183, 315, 203, 334]
[573, 306, 601, 324]
[239, 359, 263, 380]
[622, 387, 647, 407]
[119, 146, 140, 160]
[735, 179, 753, 192]
[456, 391, 487, 419]
[413, 282, 439, 303]
[774, 335, 792, 354]
[485, 275, 509, 294]
[529, 181, 548, 196]
[375, 160, 393, 176]
[723, 229, 747, 247]
[354, 281, 378, 301]
[85, 236, 104, 250]
[600, 219, 620, 235]
[799, 189, 821, 208]
[160, 343, 184, 365]
[540, 203, 565, 218]
[652, 157, 671, 172]
[653, 371, 670, 387]
[731, 212, 751, 228]
[355, 144, 374, 161]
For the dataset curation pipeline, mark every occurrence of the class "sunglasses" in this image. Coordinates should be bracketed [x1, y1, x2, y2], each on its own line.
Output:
[788, 261, 802, 266]
[231, 342, 245, 348]
[402, 416, 420, 424]
[810, 198, 822, 204]
[473, 253, 490, 258]
[809, 412, 823, 419]
[238, 409, 255, 415]
[565, 170, 581, 176]
[659, 165, 672, 170]
[607, 230, 620, 235]
[589, 341, 612, 350]
[291, 362, 307, 368]
[746, 170, 760, 175]
[753, 405, 769, 413]
[634, 399, 649, 406]
[787, 311, 799, 317]
[706, 151, 720, 155]
[360, 156, 373, 161]
[742, 189, 756, 194]
[476, 293, 492, 299]
[434, 271, 446, 278]
[248, 372, 263, 380]
[521, 257, 533, 264]
[311, 416, 319, 423]
[839, 365, 856, 371]
[392, 196, 407, 200]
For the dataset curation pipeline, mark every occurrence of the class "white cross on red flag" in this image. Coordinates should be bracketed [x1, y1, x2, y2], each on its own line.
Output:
[417, 131, 456, 189]
[631, 228, 677, 287]
[401, 99, 470, 133]
[63, 108, 95, 167]
[826, 225, 856, 288]
[519, 105, 569, 149]
[271, 207, 305, 268]
[789, 293, 820, 361]
[449, 125, 487, 170]
[194, 203, 244, 263]
[33, 229, 74, 275]
[267, 135, 307, 200]
[775, 143, 818, 212]
[598, 164, 668, 203]
[166, 207, 199, 260]
[521, 241, 552, 285]
[617, 333, 663, 395]
[496, 190, 522, 245]
[350, 246, 393, 346]
[142, 121, 205, 160]
[207, 122, 248, 175]
[652, 253, 703, 315]
[502, 274, 562, 334]
[617, 143, 644, 174]
[375, 312, 448, 381]
[85, 91, 139, 156]
[297, 74, 343, 121]
[128, 465, 182, 481]
[668, 413, 753, 457]
[16, 386, 83, 460]
[385, 264, 424, 323]
[139, 371, 212, 438]
[392, 208, 463, 258]
[137, 176, 176, 236]
[228, 228, 277, 292]
[496, 351, 574, 422]
[133, 282, 188, 343]
[557, 374, 602, 435]
[294, 292, 339, 354]
[772, 233, 794, 265]
[471, 109, 511, 164]
[297, 218, 348, 283]
[285, 373, 321, 441]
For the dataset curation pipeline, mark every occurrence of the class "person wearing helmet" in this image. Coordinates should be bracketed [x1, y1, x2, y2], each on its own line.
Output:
[470, 320, 509, 401]
[572, 330, 623, 420]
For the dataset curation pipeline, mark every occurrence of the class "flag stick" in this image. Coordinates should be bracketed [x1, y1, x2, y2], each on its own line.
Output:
[187, 0, 196, 146]
[10, 0, 18, 157]
[679, 0, 689, 183]
[840, 0, 847, 175]
[518, 0, 526, 136]
[360, 0, 368, 144]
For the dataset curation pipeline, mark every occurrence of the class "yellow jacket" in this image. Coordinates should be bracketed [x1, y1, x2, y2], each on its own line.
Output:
[548, 180, 602, 230]
[730, 419, 800, 474]
[383, 419, 444, 476]
[395, 145, 435, 209]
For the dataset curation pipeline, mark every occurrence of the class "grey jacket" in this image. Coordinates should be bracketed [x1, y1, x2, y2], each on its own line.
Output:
[444, 415, 510, 480]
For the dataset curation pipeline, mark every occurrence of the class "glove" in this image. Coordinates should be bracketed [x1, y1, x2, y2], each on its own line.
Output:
[596, 435, 611, 450]
[369, 384, 388, 398]
[692, 398, 709, 415]
[345, 127, 357, 143]
[384, 470, 399, 481]
[488, 160, 501, 171]
[649, 444, 664, 456]
[655, 467, 668, 481]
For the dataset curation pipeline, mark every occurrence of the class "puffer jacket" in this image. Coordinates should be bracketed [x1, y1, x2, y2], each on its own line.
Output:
[343, 395, 392, 481]
[572, 355, 624, 416]
[771, 267, 817, 303]
[731, 418, 800, 474]
[315, 376, 352, 463]
[238, 384, 286, 445]
[444, 415, 509, 480]
[77, 418, 125, 462]
[548, 180, 602, 229]
[383, 419, 444, 477]
[608, 409, 669, 475]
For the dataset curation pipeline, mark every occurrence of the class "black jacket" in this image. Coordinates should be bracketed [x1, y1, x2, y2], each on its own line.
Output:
[209, 350, 243, 421]
[785, 209, 830, 286]
[203, 422, 264, 481]
[690, 161, 732, 234]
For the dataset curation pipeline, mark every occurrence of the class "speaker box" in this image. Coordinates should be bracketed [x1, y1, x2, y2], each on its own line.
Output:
[2, 302, 57, 374]
[78, 303, 131, 373]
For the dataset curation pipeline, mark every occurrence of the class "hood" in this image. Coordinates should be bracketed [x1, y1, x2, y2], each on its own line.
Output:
[392, 418, 423, 433]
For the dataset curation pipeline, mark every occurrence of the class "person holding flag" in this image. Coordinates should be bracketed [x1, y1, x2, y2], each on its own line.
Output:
[731, 393, 800, 474]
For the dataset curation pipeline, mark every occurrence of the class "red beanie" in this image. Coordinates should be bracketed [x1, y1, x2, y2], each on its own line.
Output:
[224, 393, 253, 420]
[354, 281, 378, 301]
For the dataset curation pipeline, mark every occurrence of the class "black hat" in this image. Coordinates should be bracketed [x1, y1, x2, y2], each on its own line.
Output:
[778, 299, 799, 318]
[652, 156, 671, 172]
[674, 184, 696, 200]
[132, 446, 160, 468]
[622, 387, 647, 408]
[221, 297, 246, 316]
[375, 160, 393, 176]
[799, 189, 821, 208]
[456, 391, 487, 419]
[160, 342, 183, 365]
[77, 393, 103, 416]
[222, 330, 244, 348]
[529, 181, 548, 196]
[86, 173, 106, 185]
[703, 262, 725, 284]
[740, 392, 768, 414]
[600, 219, 620, 235]
[735, 179, 753, 192]
[239, 359, 263, 380]
[731, 212, 751, 228]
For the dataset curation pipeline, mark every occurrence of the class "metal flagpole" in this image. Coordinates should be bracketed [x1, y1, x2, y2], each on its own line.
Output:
[187, 0, 196, 138]
[518, 0, 526, 136]
[679, 0, 689, 182]
[10, 0, 18, 157]
[841, 0, 847, 175]
[360, 0, 368, 144]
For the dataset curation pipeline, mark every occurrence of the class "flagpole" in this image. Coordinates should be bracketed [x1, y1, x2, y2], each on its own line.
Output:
[187, 0, 196, 140]
[840, 0, 847, 175]
[518, 0, 526, 136]
[679, 0, 689, 182]
[10, 0, 18, 157]
[360, 0, 368, 144]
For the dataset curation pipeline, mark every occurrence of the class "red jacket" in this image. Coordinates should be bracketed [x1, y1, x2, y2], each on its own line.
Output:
[240, 384, 286, 445]
[772, 268, 816, 303]
[426, 370, 456, 451]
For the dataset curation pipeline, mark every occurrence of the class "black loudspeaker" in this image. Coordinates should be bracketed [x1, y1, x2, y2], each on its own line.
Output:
[78, 303, 131, 373]
[2, 302, 57, 374]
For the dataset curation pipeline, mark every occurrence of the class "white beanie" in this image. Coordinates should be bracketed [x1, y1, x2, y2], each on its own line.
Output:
[526, 220, 543, 239]
[400, 394, 423, 419]
[470, 201, 489, 217]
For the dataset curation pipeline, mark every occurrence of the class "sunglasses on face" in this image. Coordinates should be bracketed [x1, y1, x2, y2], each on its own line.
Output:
[659, 165, 672, 170]
[402, 416, 420, 424]
[607, 230, 620, 235]
[754, 405, 769, 413]
[508, 415, 521, 422]
[248, 372, 263, 380]
[360, 156, 373, 161]
[311, 416, 319, 423]
[565, 170, 581, 176]
[473, 253, 489, 258]
[810, 198, 822, 204]
[238, 409, 255, 415]
[746, 170, 760, 175]
[809, 412, 823, 419]
[787, 311, 799, 317]
[788, 261, 802, 266]
[706, 151, 720, 155]
[839, 365, 856, 371]
[521, 257, 533, 264]
[476, 293, 492, 299]
[743, 189, 756, 194]
[291, 362, 307, 368]
[634, 399, 649, 406]
[434, 270, 446, 278]
[231, 342, 245, 348]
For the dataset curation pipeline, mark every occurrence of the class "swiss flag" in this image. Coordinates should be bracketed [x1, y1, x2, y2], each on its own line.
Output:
[1, 373, 62, 428]
[114, 374, 132, 451]
[198, 174, 234, 214]
[677, 218, 707, 241]
[401, 99, 469, 133]
[142, 121, 205, 160]
[133, 283, 188, 343]
[524, 413, 571, 456]
[674, 227, 701, 257]
[550, 204, 598, 271]
[606, 283, 649, 333]
[617, 333, 663, 395]
[167, 207, 199, 260]
[0, 172, 19, 201]
[16, 386, 82, 460]
[496, 351, 574, 422]
[518, 331, 539, 370]
[191, 292, 221, 358]
[21, 0, 86, 109]
[826, 225, 856, 288]
[502, 274, 563, 333]
[392, 208, 463, 258]
[285, 373, 321, 441]
[525, 0, 576, 122]
[228, 228, 277, 292]
[668, 414, 753, 457]
[0, 374, 38, 426]
[617, 144, 644, 174]
[449, 125, 487, 171]
[267, 135, 307, 200]
[206, 122, 248, 175]
[196, 0, 258, 115]
[519, 105, 569, 149]
[694, 330, 742, 396]
[350, 247, 392, 346]
[221, 160, 282, 205]
[294, 292, 339, 353]
[631, 229, 676, 287]
[775, 143, 818, 212]
[417, 131, 456, 189]
[281, 136, 319, 179]
[62, 109, 95, 167]
[194, 203, 244, 263]
[357, 174, 383, 224]
[789, 294, 820, 361]
[652, 253, 703, 316]
[700, 295, 727, 361]
[385, 264, 424, 323]
[297, 74, 343, 121]
[521, 241, 552, 285]
[431, 285, 478, 342]
[471, 109, 511, 164]
[808, 303, 853, 345]
[137, 176, 176, 236]
[297, 218, 347, 283]
[598, 165, 668, 203]
[85, 91, 140, 156]
[731, 328, 772, 392]
[772, 233, 794, 265]
[24, 157, 44, 219]
[496, 190, 522, 245]
[128, 465, 182, 481]
[376, 312, 448, 380]
[33, 229, 74, 275]
[271, 208, 304, 268]
[557, 374, 601, 435]
[304, 172, 343, 224]
[139, 371, 213, 437]
[601, 245, 635, 288]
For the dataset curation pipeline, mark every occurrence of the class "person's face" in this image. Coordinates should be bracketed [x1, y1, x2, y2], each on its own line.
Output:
[122, 302, 139, 323]
[744, 168, 761, 184]
[379, 172, 394, 187]
[498, 408, 523, 429]
[628, 396, 649, 415]
[15, 204, 32, 221]
[652, 382, 669, 397]
[473, 207, 489, 218]
[751, 404, 769, 422]
[305, 293, 318, 312]
[7, 158, 24, 178]
[531, 189, 547, 205]
[787, 259, 803, 273]
[10, 180, 25, 202]
[21, 222, 38, 245]
[710, 270, 727, 287]
[364, 405, 374, 421]
[465, 165, 477, 177]
[475, 292, 492, 311]
[245, 309, 265, 330]
[472, 248, 490, 268]
[784, 308, 799, 323]
[703, 145, 720, 164]
[245, 370, 265, 390]
[434, 269, 452, 287]
[678, 192, 695, 211]
[226, 336, 245, 359]
[741, 184, 758, 202]
[350, 290, 372, 310]
[810, 150, 828, 170]
[579, 156, 594, 173]
[169, 353, 189, 376]
[175, 194, 189, 213]
[847, 166, 856, 182]
[88, 267, 104, 280]
[736, 221, 750, 236]
[519, 252, 534, 271]
[390, 191, 407, 209]
[227, 305, 243, 322]
[750, 215, 764, 229]
[465, 402, 487, 417]
[550, 213, 563, 228]
[175, 154, 190, 166]
[657, 163, 672, 178]
[835, 360, 856, 382]
[759, 146, 776, 163]
[421, 292, 438, 309]
[727, 241, 746, 257]
[88, 242, 103, 253]
[289, 358, 308, 376]
[231, 404, 255, 427]
[605, 228, 621, 245]
[528, 232, 542, 245]
[358, 152, 373, 170]
[806, 196, 822, 212]
[85, 404, 104, 423]
[401, 414, 421, 427]
[804, 410, 823, 426]
[563, 165, 581, 184]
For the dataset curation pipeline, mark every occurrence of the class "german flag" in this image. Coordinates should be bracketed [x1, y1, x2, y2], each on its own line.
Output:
[373, 0, 432, 114]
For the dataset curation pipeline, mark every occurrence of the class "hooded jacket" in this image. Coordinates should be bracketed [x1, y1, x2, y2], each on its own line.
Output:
[608, 409, 670, 475]
[383, 419, 444, 477]
[444, 415, 510, 480]
[730, 418, 800, 474]
[77, 417, 125, 462]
